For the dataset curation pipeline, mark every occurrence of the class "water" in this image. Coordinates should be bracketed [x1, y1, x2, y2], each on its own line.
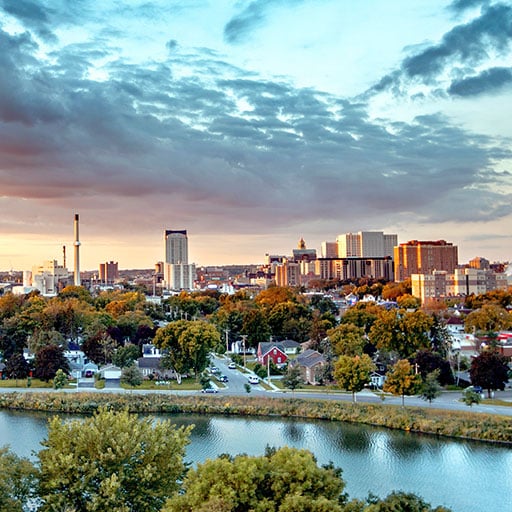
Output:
[1, 410, 511, 512]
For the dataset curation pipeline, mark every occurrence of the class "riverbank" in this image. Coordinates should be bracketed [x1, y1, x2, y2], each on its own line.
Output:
[1, 391, 511, 444]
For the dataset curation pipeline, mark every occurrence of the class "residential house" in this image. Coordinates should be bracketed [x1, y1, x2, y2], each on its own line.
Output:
[257, 342, 288, 367]
[291, 349, 325, 385]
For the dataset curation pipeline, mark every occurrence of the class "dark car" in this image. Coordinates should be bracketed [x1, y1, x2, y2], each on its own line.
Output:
[217, 375, 228, 382]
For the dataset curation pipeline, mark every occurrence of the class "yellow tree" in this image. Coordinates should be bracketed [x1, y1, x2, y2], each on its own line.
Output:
[383, 359, 422, 406]
[334, 354, 376, 402]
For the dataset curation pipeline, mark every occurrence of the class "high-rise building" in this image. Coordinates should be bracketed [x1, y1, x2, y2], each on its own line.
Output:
[336, 231, 397, 258]
[394, 240, 458, 282]
[99, 261, 119, 285]
[164, 229, 188, 264]
[164, 229, 195, 290]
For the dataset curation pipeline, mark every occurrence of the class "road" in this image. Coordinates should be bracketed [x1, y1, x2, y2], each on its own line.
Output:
[2, 353, 512, 417]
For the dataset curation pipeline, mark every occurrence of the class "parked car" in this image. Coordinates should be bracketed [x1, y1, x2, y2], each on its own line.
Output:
[228, 362, 237, 370]
[201, 387, 218, 393]
[248, 375, 259, 385]
[217, 375, 229, 382]
[209, 366, 220, 375]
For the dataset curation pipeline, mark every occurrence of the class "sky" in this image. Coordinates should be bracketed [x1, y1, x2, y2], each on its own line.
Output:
[0, 0, 511, 271]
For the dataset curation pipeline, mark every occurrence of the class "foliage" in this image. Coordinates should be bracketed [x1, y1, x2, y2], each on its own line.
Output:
[383, 359, 422, 406]
[121, 363, 143, 388]
[462, 389, 482, 407]
[396, 294, 421, 310]
[334, 354, 376, 402]
[469, 350, 510, 397]
[112, 343, 141, 368]
[420, 371, 442, 404]
[162, 446, 347, 512]
[33, 344, 70, 382]
[37, 407, 191, 512]
[370, 310, 433, 358]
[4, 352, 31, 380]
[412, 350, 454, 386]
[82, 331, 117, 365]
[154, 320, 220, 379]
[464, 304, 512, 335]
[244, 382, 251, 393]
[53, 368, 68, 390]
[340, 303, 381, 334]
[328, 323, 366, 357]
[361, 491, 451, 512]
[282, 364, 303, 391]
[0, 446, 37, 512]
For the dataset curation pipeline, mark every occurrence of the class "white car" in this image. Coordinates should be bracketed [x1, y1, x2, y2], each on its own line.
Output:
[228, 362, 237, 369]
[248, 375, 260, 385]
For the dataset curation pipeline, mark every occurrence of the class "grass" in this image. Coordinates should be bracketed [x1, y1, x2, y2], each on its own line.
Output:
[0, 378, 65, 389]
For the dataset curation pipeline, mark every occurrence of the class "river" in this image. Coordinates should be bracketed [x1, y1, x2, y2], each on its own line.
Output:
[1, 410, 511, 512]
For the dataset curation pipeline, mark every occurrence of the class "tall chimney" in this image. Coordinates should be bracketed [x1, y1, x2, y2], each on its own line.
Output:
[73, 214, 81, 286]
[63, 245, 66, 269]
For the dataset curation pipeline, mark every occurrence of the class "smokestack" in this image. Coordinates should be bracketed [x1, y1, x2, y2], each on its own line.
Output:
[73, 214, 81, 286]
[63, 245, 66, 269]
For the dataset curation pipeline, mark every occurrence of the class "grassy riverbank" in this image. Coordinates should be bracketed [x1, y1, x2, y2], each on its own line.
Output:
[1, 391, 511, 444]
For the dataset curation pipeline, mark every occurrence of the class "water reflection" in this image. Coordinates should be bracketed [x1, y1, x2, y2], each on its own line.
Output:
[1, 410, 511, 512]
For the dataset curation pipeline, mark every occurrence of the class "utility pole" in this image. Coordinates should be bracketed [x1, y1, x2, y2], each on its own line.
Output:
[241, 335, 248, 368]
[225, 329, 230, 353]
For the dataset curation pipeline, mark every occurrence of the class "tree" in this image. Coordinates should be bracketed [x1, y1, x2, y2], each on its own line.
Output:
[4, 352, 31, 381]
[33, 344, 70, 382]
[362, 491, 451, 512]
[369, 310, 433, 358]
[420, 370, 442, 404]
[462, 388, 482, 407]
[464, 304, 512, 336]
[121, 363, 143, 389]
[37, 407, 191, 512]
[53, 368, 68, 390]
[469, 350, 510, 398]
[0, 446, 37, 512]
[154, 320, 220, 381]
[334, 354, 376, 402]
[328, 323, 366, 357]
[383, 359, 422, 406]
[162, 446, 347, 512]
[413, 350, 454, 386]
[82, 330, 117, 365]
[282, 364, 303, 392]
[112, 343, 141, 368]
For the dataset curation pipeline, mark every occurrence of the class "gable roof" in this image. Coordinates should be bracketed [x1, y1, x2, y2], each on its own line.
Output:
[296, 349, 325, 368]
[258, 342, 287, 357]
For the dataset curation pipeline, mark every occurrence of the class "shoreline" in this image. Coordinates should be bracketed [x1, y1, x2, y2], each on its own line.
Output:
[1, 391, 511, 445]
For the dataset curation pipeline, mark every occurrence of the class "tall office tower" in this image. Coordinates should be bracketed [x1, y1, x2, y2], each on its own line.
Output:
[394, 240, 458, 282]
[164, 229, 188, 264]
[336, 231, 397, 258]
[321, 241, 338, 258]
[164, 229, 195, 290]
[99, 261, 119, 285]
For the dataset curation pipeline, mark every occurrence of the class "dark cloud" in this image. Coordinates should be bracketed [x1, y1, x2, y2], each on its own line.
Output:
[368, 3, 512, 97]
[448, 66, 512, 95]
[224, 0, 306, 44]
[449, 0, 490, 13]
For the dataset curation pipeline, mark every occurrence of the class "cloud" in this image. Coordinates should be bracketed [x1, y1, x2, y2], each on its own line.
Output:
[369, 3, 512, 97]
[223, 0, 306, 44]
[448, 66, 512, 95]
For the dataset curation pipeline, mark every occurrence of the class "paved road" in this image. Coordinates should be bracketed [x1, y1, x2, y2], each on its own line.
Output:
[2, 354, 512, 417]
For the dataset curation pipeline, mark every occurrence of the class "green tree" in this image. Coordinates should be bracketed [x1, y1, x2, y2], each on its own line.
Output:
[112, 343, 141, 368]
[328, 323, 366, 357]
[383, 359, 422, 406]
[121, 363, 143, 389]
[53, 368, 68, 390]
[154, 320, 220, 380]
[33, 344, 70, 382]
[282, 364, 303, 392]
[0, 446, 37, 512]
[420, 370, 442, 404]
[162, 446, 346, 512]
[462, 388, 482, 407]
[469, 350, 510, 398]
[334, 354, 376, 402]
[362, 491, 451, 511]
[37, 407, 191, 512]
[370, 309, 433, 358]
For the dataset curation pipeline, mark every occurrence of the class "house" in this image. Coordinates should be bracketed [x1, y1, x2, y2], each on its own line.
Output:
[136, 357, 161, 377]
[257, 342, 287, 367]
[291, 349, 325, 385]
[279, 339, 301, 355]
[369, 371, 386, 389]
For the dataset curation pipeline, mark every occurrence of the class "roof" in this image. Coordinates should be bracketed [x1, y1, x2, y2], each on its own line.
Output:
[258, 342, 287, 357]
[295, 349, 325, 368]
[280, 339, 300, 349]
[137, 357, 161, 369]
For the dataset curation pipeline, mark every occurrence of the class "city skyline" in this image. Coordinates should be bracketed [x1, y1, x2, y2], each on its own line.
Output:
[1, 1, 511, 270]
